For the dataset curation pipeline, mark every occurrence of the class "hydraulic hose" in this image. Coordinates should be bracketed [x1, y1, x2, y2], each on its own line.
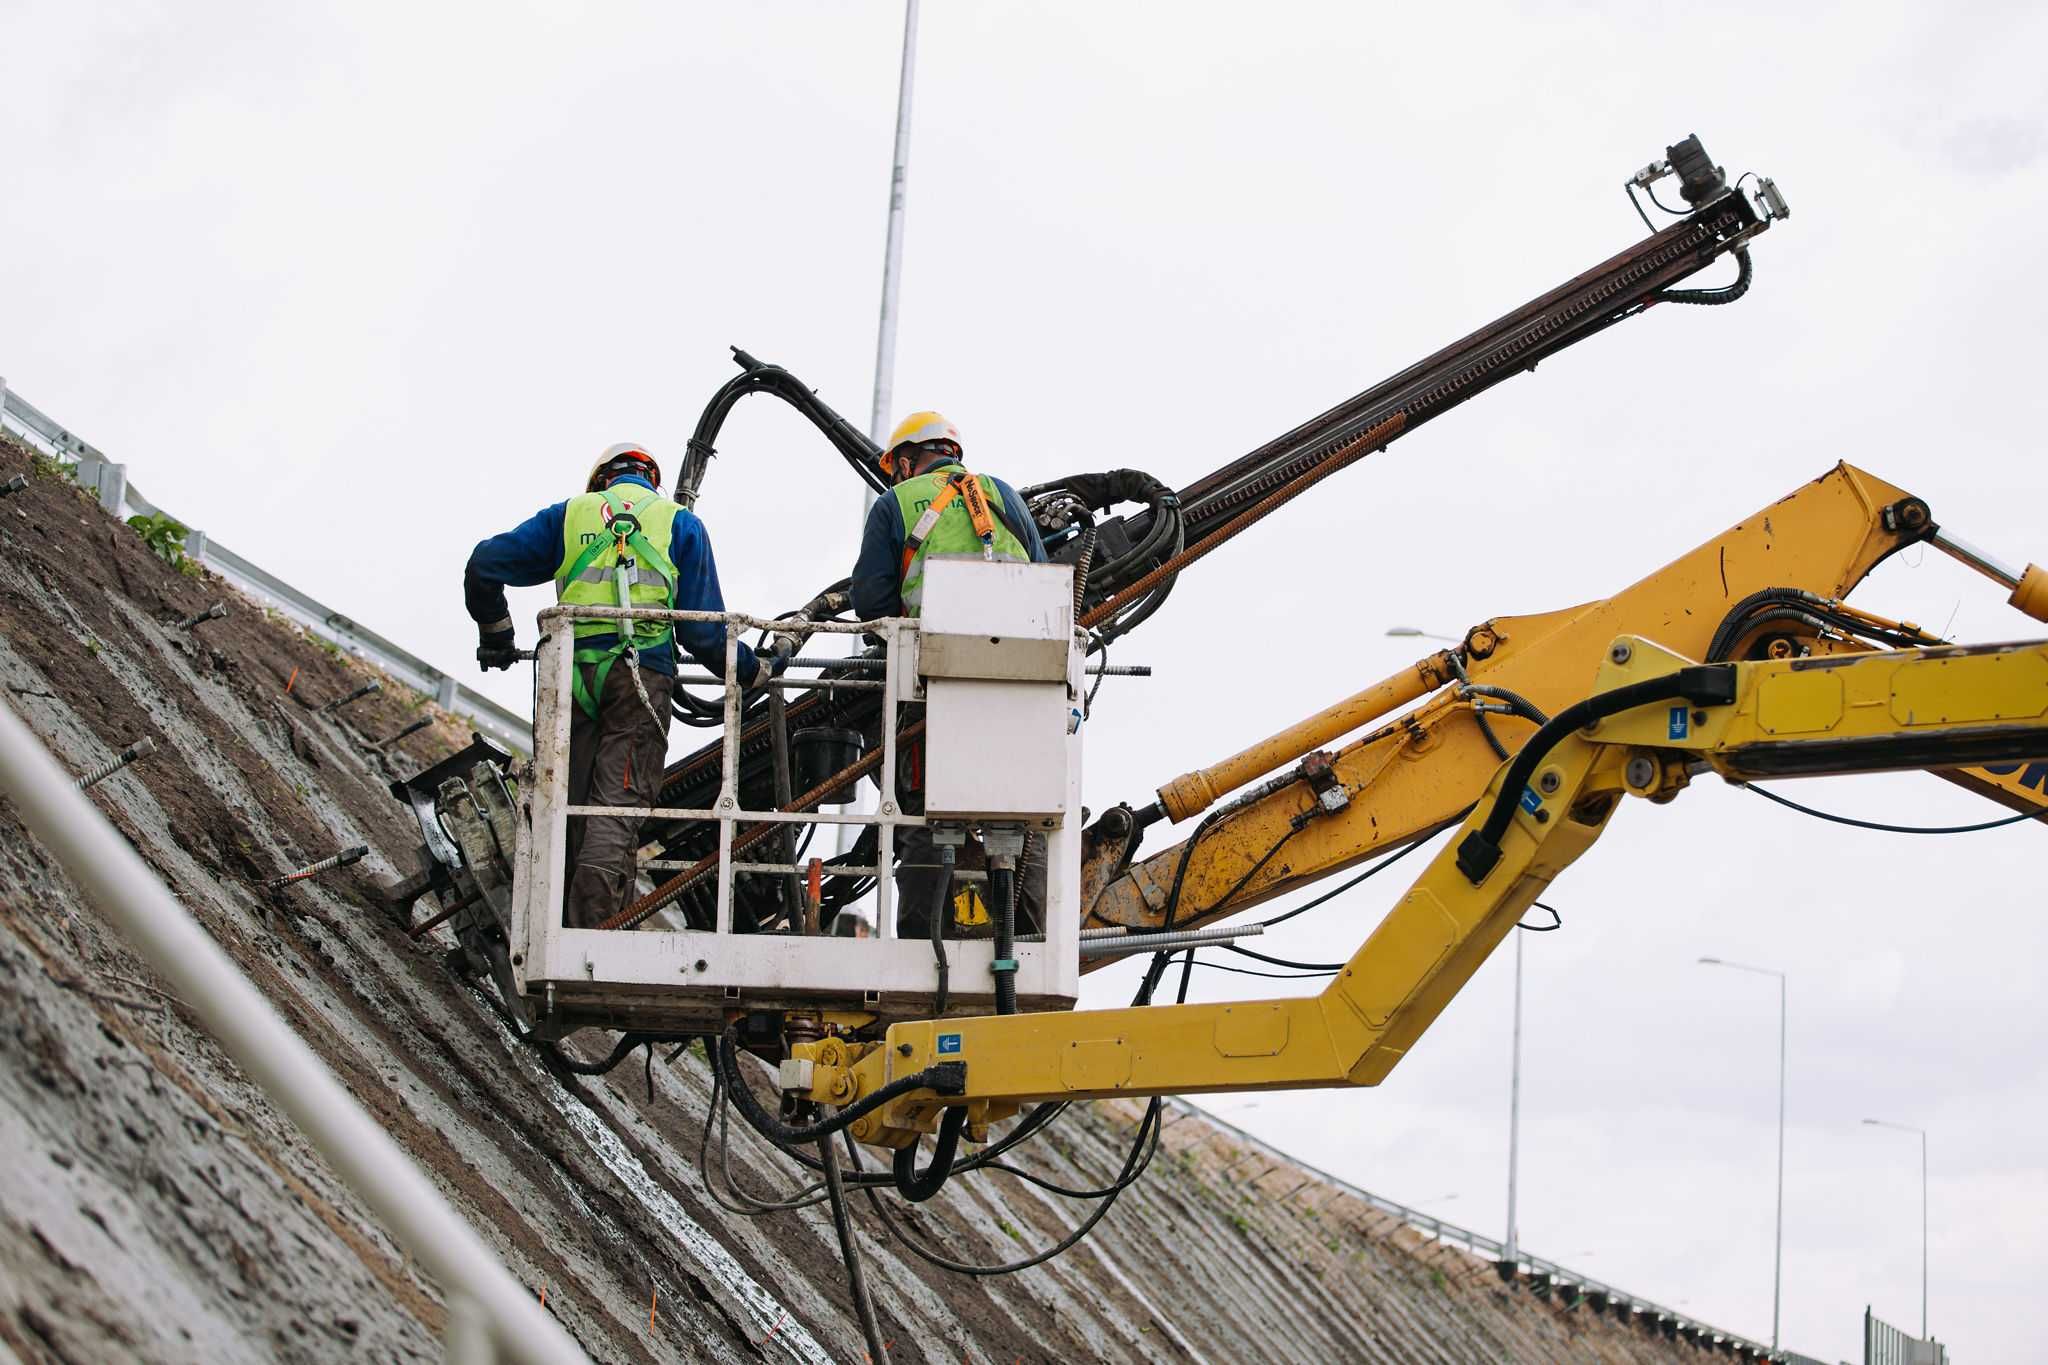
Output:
[544, 1031, 688, 1076]
[679, 349, 886, 507]
[717, 1025, 964, 1146]
[1455, 664, 1736, 885]
[991, 860, 1018, 1016]
[1705, 587, 1935, 662]
[1652, 245, 1751, 305]
[818, 1136, 890, 1365]
[891, 1105, 968, 1202]
[1458, 682, 1551, 728]
[930, 842, 956, 1015]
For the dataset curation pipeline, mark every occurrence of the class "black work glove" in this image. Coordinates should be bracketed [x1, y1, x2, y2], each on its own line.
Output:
[476, 623, 520, 672]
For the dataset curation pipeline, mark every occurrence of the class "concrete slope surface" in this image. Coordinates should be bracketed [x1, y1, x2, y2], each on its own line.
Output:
[0, 434, 1719, 1363]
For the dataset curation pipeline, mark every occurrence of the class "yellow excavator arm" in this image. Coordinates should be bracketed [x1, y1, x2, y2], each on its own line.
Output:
[1078, 463, 2048, 946]
[796, 635, 2048, 1144]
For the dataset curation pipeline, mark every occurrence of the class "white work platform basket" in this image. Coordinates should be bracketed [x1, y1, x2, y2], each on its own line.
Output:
[509, 557, 1084, 1037]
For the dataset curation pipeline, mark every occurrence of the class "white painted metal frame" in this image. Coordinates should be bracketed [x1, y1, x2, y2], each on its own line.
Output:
[511, 602, 1082, 1033]
[0, 696, 586, 1364]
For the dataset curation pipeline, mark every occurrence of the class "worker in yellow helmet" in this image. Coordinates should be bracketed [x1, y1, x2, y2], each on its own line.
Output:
[466, 442, 783, 927]
[850, 411, 1046, 618]
[850, 412, 1049, 941]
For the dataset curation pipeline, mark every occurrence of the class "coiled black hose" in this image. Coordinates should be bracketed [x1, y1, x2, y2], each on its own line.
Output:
[892, 1105, 968, 1202]
[1706, 587, 1934, 662]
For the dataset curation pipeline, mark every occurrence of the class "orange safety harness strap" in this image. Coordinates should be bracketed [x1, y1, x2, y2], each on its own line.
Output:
[898, 469, 999, 578]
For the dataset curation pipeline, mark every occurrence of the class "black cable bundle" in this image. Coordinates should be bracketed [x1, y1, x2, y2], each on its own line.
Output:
[1024, 468, 1184, 643]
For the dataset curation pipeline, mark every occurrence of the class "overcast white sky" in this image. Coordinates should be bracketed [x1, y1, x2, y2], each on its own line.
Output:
[7, 2, 2046, 1359]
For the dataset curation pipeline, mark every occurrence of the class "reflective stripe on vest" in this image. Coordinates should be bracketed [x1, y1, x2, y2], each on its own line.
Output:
[892, 464, 1029, 616]
[563, 563, 672, 590]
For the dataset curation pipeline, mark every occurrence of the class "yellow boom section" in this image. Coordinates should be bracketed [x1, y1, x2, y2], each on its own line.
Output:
[1083, 464, 2048, 946]
[816, 638, 2048, 1142]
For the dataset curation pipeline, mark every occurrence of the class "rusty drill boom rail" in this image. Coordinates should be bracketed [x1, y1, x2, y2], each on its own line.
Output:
[1168, 173, 1766, 551]
[642, 134, 1783, 932]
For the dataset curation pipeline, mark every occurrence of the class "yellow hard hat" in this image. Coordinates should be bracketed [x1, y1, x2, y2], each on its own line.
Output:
[586, 442, 661, 493]
[880, 411, 962, 479]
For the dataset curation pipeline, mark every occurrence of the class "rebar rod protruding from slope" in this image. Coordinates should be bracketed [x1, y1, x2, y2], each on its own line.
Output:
[74, 736, 157, 790]
[322, 681, 382, 714]
[0, 701, 592, 1365]
[267, 845, 369, 889]
[372, 717, 432, 750]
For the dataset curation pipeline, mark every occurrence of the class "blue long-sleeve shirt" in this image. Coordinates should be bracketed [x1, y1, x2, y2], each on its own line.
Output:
[465, 475, 758, 680]
[851, 465, 1048, 619]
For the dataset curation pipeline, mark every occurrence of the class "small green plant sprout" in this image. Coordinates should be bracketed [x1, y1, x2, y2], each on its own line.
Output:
[127, 512, 200, 576]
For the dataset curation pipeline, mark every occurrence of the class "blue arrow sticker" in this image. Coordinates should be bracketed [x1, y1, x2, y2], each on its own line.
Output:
[1518, 786, 1542, 814]
[1668, 705, 1690, 741]
[937, 1033, 963, 1056]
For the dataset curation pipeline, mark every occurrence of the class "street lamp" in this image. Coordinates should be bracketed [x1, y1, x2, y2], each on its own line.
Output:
[1385, 625, 1461, 643]
[1861, 1118, 1928, 1338]
[1697, 956, 1787, 1352]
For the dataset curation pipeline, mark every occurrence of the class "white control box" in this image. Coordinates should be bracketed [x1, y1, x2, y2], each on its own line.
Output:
[917, 557, 1076, 823]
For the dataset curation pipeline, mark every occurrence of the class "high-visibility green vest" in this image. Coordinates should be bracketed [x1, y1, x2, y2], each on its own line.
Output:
[554, 485, 680, 717]
[892, 463, 1030, 616]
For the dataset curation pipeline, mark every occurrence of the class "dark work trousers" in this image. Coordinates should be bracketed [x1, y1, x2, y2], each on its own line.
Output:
[872, 708, 1048, 940]
[564, 661, 675, 929]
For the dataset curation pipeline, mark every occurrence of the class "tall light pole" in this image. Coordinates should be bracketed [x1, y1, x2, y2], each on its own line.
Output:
[842, 0, 920, 860]
[867, 0, 920, 478]
[1862, 1117, 1928, 1338]
[1504, 929, 1524, 1262]
[1698, 956, 1786, 1352]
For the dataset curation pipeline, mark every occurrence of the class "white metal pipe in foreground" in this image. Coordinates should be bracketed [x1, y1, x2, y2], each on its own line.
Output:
[0, 702, 589, 1365]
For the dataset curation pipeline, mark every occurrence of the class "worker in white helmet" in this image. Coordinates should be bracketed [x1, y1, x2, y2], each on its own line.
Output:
[466, 443, 783, 927]
[850, 412, 1049, 941]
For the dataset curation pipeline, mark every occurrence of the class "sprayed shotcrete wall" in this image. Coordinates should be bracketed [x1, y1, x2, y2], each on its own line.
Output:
[0, 432, 1724, 1363]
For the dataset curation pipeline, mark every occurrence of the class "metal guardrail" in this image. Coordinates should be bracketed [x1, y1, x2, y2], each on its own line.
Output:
[1865, 1307, 1947, 1365]
[0, 378, 532, 756]
[1171, 1097, 1784, 1360]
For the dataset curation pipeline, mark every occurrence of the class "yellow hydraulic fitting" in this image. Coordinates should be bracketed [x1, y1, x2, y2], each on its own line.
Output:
[2012, 563, 2048, 623]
